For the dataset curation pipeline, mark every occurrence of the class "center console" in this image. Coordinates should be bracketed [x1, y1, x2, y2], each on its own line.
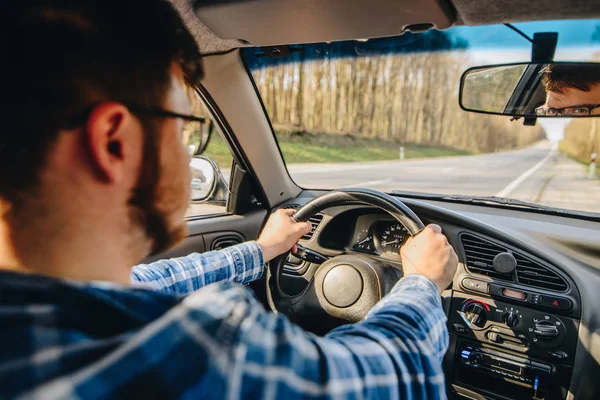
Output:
[446, 278, 580, 400]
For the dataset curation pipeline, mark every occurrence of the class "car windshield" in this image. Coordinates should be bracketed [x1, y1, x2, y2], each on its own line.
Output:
[242, 19, 600, 216]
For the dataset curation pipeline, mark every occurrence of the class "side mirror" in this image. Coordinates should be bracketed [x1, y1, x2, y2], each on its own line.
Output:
[189, 155, 228, 204]
[459, 62, 600, 118]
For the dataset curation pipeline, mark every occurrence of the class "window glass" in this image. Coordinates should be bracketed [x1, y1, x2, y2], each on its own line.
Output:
[243, 19, 600, 216]
[185, 91, 233, 218]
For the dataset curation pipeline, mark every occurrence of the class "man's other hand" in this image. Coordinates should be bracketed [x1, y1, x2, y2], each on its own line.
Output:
[257, 209, 312, 262]
[400, 224, 458, 292]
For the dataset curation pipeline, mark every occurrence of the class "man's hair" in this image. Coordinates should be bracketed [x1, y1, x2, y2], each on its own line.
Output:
[541, 64, 600, 94]
[1, 0, 202, 204]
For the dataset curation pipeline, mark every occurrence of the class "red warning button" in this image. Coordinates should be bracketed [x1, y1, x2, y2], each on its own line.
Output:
[541, 295, 572, 311]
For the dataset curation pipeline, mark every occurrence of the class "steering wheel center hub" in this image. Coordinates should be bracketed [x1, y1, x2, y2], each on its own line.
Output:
[322, 264, 364, 308]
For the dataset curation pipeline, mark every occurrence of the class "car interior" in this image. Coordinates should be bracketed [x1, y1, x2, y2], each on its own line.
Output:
[145, 1, 600, 399]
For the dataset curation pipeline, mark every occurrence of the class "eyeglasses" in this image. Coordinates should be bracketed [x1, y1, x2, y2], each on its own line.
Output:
[535, 104, 600, 117]
[125, 104, 212, 156]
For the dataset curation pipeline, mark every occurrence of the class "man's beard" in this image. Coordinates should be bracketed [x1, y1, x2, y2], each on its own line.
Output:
[128, 121, 187, 257]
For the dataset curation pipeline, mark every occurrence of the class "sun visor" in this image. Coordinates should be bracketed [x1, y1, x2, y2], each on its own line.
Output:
[193, 0, 456, 46]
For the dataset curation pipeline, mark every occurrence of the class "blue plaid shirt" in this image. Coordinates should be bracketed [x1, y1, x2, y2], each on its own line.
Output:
[0, 241, 448, 399]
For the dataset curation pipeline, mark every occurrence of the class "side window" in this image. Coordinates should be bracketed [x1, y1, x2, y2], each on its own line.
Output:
[185, 92, 234, 218]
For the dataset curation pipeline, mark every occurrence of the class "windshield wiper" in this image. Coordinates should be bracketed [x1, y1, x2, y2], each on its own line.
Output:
[439, 194, 561, 212]
[391, 190, 553, 210]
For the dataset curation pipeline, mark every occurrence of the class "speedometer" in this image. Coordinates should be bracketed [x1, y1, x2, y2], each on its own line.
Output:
[378, 223, 409, 254]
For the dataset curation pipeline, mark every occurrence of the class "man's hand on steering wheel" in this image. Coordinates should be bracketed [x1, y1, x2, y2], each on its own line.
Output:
[257, 209, 312, 262]
[401, 224, 459, 293]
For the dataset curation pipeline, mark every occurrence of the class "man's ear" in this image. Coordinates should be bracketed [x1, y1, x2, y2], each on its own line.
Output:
[84, 102, 142, 184]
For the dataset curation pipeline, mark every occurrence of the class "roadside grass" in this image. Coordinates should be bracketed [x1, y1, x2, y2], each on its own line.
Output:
[203, 131, 472, 168]
[558, 141, 600, 178]
[203, 133, 234, 169]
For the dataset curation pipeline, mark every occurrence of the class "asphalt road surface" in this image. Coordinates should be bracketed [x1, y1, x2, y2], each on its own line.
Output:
[188, 140, 600, 217]
[288, 141, 600, 214]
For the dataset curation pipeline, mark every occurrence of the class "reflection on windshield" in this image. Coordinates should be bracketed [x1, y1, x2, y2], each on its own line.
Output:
[243, 20, 600, 215]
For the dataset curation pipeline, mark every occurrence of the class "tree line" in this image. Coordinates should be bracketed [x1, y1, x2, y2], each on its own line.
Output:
[562, 118, 599, 162]
[249, 50, 545, 154]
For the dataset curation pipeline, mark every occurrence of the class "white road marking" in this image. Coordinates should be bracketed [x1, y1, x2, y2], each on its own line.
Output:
[495, 142, 557, 198]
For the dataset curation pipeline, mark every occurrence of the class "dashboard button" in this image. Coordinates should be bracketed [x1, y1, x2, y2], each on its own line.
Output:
[453, 323, 468, 334]
[534, 321, 560, 341]
[549, 351, 568, 360]
[541, 296, 572, 311]
[516, 332, 528, 340]
[502, 311, 519, 328]
[463, 302, 488, 327]
[529, 293, 542, 305]
[462, 278, 489, 294]
[486, 331, 502, 343]
[470, 353, 484, 364]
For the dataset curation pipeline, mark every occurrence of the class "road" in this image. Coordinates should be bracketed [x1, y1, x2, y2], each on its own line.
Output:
[287, 141, 600, 214]
[188, 140, 600, 217]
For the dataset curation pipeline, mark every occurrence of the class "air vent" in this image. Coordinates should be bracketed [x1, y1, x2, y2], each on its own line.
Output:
[279, 204, 323, 241]
[461, 233, 512, 281]
[302, 214, 324, 240]
[460, 233, 568, 292]
[514, 254, 568, 291]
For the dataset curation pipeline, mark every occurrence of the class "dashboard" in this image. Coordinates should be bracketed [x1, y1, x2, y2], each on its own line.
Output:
[274, 195, 600, 400]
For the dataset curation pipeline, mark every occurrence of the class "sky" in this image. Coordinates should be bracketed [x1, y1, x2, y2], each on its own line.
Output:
[450, 19, 600, 52]
[468, 47, 599, 65]
[538, 118, 571, 141]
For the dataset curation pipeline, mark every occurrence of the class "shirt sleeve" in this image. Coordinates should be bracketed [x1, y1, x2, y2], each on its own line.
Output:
[25, 274, 448, 399]
[129, 241, 264, 295]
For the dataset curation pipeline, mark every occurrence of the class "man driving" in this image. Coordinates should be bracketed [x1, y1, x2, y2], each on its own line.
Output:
[536, 64, 600, 116]
[0, 1, 458, 398]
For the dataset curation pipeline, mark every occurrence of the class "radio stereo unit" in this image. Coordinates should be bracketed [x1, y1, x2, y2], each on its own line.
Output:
[458, 344, 551, 398]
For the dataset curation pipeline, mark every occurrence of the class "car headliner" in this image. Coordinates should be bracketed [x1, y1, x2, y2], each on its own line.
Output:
[171, 0, 600, 54]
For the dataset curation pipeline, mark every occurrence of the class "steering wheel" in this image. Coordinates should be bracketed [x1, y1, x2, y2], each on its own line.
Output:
[266, 188, 425, 332]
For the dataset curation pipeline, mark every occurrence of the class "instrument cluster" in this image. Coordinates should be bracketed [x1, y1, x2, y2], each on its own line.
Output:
[351, 219, 410, 257]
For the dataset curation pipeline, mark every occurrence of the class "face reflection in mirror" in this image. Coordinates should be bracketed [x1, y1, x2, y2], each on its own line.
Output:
[541, 66, 600, 117]
[543, 86, 600, 116]
[460, 62, 600, 117]
[189, 158, 216, 200]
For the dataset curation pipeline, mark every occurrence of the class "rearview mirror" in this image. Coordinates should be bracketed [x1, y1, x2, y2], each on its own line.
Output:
[459, 62, 600, 118]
